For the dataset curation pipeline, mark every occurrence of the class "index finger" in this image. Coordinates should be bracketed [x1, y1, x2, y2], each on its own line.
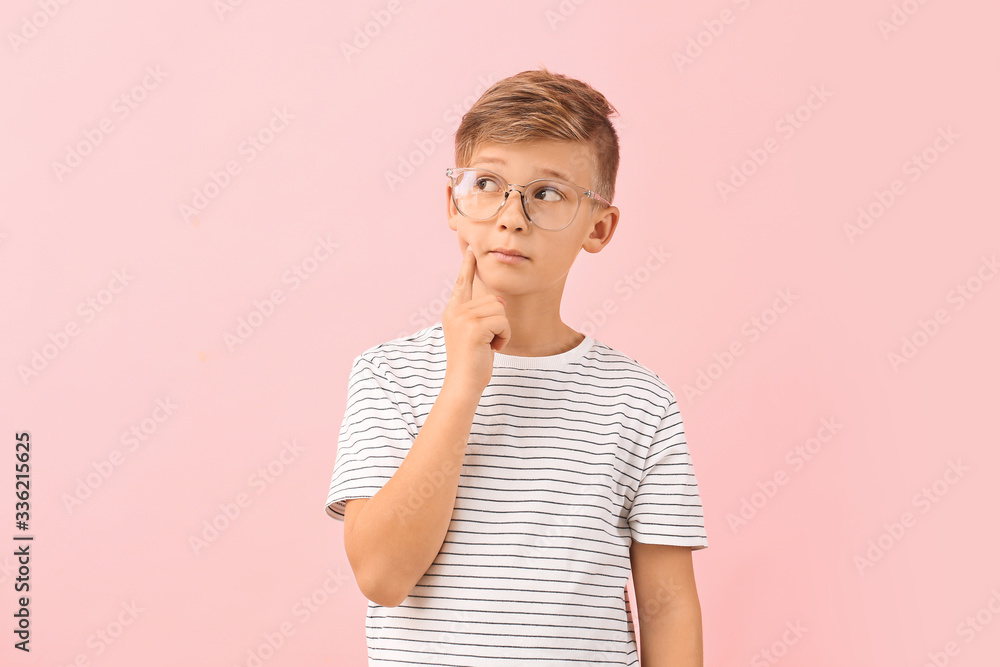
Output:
[449, 245, 477, 304]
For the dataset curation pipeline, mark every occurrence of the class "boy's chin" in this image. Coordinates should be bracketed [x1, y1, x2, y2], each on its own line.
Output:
[477, 276, 524, 296]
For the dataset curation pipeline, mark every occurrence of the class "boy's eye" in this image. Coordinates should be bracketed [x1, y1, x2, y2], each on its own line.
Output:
[532, 184, 567, 203]
[474, 177, 502, 192]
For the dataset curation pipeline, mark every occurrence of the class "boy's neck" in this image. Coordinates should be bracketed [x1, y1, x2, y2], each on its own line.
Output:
[454, 267, 587, 356]
[471, 284, 583, 357]
[498, 324, 585, 357]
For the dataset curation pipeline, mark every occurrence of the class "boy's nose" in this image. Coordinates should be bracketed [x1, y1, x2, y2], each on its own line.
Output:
[497, 188, 528, 230]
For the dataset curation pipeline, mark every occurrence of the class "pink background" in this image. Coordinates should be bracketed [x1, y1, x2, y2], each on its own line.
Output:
[3, 1, 999, 665]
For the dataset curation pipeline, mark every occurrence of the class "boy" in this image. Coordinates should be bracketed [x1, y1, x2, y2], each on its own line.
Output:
[325, 67, 708, 666]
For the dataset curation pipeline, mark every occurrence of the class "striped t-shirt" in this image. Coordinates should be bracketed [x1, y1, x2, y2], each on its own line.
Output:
[325, 322, 708, 666]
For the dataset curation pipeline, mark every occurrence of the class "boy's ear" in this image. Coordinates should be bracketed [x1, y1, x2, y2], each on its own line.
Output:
[582, 205, 620, 254]
[446, 183, 459, 231]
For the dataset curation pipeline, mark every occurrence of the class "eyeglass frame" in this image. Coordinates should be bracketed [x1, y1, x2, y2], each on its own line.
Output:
[445, 166, 612, 231]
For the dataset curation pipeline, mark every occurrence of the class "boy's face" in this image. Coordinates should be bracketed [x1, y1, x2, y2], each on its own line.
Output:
[446, 139, 619, 299]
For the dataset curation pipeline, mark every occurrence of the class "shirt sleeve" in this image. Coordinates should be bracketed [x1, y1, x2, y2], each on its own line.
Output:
[627, 397, 708, 549]
[324, 352, 414, 521]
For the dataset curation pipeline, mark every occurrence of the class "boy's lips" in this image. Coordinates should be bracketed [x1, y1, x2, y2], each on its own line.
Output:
[489, 248, 529, 265]
[490, 247, 528, 258]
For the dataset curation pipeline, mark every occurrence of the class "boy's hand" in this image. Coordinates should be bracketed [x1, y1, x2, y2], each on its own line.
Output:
[441, 246, 510, 395]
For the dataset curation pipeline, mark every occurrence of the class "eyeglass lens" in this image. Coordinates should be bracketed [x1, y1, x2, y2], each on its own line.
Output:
[451, 169, 581, 230]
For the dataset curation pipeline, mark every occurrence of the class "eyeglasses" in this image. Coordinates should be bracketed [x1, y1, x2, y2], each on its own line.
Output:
[445, 167, 610, 231]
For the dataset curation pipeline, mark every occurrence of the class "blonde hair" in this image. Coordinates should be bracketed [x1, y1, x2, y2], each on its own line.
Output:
[454, 66, 620, 205]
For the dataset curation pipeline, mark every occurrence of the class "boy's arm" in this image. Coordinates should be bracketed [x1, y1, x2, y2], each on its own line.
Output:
[344, 378, 480, 607]
[629, 542, 704, 667]
[344, 246, 508, 608]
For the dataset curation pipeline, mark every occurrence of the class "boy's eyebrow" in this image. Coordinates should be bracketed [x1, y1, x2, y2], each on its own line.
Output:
[473, 156, 573, 183]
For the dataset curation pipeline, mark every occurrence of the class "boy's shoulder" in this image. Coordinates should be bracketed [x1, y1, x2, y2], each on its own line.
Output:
[586, 336, 679, 406]
[351, 322, 446, 370]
